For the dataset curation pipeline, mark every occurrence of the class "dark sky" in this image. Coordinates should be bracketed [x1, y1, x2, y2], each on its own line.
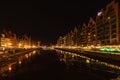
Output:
[0, 0, 118, 45]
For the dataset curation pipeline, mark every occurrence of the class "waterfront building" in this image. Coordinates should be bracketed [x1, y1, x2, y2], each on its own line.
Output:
[96, 0, 119, 46]
[57, 0, 120, 49]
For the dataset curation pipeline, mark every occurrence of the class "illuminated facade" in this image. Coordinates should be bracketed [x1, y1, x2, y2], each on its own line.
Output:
[96, 0, 119, 45]
[73, 27, 79, 46]
[0, 30, 17, 49]
[57, 0, 120, 48]
[81, 18, 97, 46]
[57, 27, 79, 47]
[57, 36, 63, 46]
[0, 29, 40, 50]
[80, 0, 120, 46]
[88, 18, 97, 46]
[81, 23, 87, 46]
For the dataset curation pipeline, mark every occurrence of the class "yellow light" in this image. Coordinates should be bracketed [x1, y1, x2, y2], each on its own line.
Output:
[8, 65, 12, 71]
[25, 54, 28, 58]
[1, 44, 7, 47]
[108, 17, 110, 20]
[29, 53, 32, 57]
[32, 45, 37, 48]
[8, 42, 12, 46]
[32, 51, 36, 54]
[2, 34, 5, 37]
[24, 45, 28, 49]
[19, 43, 22, 46]
[86, 59, 90, 63]
[2, 47, 5, 51]
[19, 59, 22, 64]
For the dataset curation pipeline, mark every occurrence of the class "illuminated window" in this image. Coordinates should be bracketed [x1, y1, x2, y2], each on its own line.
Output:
[108, 17, 111, 20]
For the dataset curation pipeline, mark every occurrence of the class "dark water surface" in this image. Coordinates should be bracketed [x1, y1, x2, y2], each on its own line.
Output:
[1, 49, 120, 80]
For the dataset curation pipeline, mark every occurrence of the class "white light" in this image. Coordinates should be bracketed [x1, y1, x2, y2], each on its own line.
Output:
[97, 11, 102, 16]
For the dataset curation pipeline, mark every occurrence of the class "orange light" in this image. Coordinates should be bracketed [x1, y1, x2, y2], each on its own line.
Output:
[25, 54, 28, 58]
[8, 65, 12, 71]
[19, 60, 22, 64]
[8, 42, 12, 46]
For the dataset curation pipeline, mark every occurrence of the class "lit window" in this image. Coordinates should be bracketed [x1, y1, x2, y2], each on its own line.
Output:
[108, 17, 111, 20]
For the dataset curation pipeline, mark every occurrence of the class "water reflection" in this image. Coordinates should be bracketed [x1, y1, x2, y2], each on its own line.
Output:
[56, 49, 120, 79]
[0, 49, 120, 80]
[56, 50, 120, 70]
[8, 65, 12, 72]
[25, 54, 29, 59]
[0, 49, 40, 79]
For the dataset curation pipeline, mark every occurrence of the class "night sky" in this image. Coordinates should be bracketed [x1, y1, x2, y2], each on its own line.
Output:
[0, 0, 118, 45]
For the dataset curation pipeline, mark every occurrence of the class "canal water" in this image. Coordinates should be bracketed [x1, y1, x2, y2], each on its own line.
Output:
[1, 49, 120, 80]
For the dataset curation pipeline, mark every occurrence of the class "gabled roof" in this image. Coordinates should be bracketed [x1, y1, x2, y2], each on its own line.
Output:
[88, 17, 96, 26]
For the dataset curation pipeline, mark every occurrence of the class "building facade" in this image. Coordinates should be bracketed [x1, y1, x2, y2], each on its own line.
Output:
[57, 0, 120, 48]
[96, 0, 119, 45]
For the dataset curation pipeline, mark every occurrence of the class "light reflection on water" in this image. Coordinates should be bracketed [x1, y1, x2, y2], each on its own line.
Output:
[0, 50, 39, 78]
[8, 65, 12, 72]
[56, 50, 120, 70]
[0, 49, 120, 79]
[56, 49, 120, 79]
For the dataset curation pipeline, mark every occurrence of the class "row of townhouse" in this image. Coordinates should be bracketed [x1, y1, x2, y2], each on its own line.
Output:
[57, 0, 120, 48]
[0, 29, 40, 50]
